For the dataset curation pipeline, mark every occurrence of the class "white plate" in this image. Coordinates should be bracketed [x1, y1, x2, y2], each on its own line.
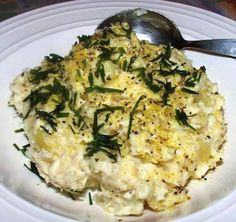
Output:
[0, 0, 236, 222]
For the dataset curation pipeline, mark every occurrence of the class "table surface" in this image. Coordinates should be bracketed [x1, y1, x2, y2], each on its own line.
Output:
[0, 0, 236, 22]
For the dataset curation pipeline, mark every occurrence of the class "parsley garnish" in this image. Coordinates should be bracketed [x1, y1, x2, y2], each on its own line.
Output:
[127, 95, 145, 139]
[175, 109, 195, 130]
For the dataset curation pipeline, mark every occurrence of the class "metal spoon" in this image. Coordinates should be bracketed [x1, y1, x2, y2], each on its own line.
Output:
[97, 8, 236, 58]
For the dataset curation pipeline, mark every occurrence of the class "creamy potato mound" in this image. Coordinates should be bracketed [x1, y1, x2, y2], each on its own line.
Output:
[9, 23, 226, 216]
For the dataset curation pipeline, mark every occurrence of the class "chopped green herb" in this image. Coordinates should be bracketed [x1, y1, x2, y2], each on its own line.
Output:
[40, 125, 52, 135]
[13, 143, 21, 151]
[21, 146, 28, 156]
[122, 60, 128, 71]
[24, 162, 43, 180]
[69, 125, 76, 134]
[127, 95, 145, 139]
[88, 72, 94, 87]
[88, 192, 93, 205]
[126, 56, 136, 71]
[36, 110, 57, 132]
[23, 144, 30, 149]
[13, 143, 28, 156]
[45, 53, 64, 63]
[68, 97, 85, 130]
[95, 47, 113, 81]
[96, 105, 124, 114]
[181, 88, 199, 94]
[99, 38, 110, 46]
[150, 54, 162, 62]
[56, 112, 70, 118]
[136, 68, 162, 93]
[86, 106, 123, 161]
[112, 47, 125, 63]
[85, 86, 124, 94]
[50, 102, 66, 115]
[175, 109, 195, 130]
[98, 64, 106, 83]
[14, 128, 24, 133]
[23, 78, 69, 118]
[151, 44, 190, 77]
[77, 35, 93, 48]
[67, 192, 77, 200]
[76, 69, 82, 78]
[92, 105, 123, 135]
[86, 132, 121, 162]
[184, 67, 202, 87]
[29, 67, 58, 84]
[158, 80, 176, 105]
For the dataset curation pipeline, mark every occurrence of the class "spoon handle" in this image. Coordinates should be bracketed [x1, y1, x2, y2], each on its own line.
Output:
[183, 39, 236, 58]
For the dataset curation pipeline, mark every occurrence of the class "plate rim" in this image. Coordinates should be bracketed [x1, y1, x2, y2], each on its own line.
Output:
[0, 1, 236, 222]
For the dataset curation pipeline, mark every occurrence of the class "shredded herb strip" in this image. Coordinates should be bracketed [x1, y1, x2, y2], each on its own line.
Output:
[136, 68, 162, 93]
[86, 72, 123, 94]
[181, 88, 198, 94]
[40, 125, 51, 135]
[29, 67, 58, 84]
[127, 95, 145, 139]
[23, 78, 69, 119]
[86, 86, 124, 93]
[151, 44, 190, 77]
[88, 192, 93, 205]
[95, 47, 114, 82]
[14, 128, 24, 133]
[158, 80, 176, 106]
[175, 109, 195, 130]
[184, 67, 203, 87]
[68, 94, 85, 131]
[24, 162, 43, 180]
[77, 35, 93, 48]
[36, 110, 57, 132]
[181, 66, 204, 94]
[45, 53, 64, 63]
[86, 106, 123, 161]
[13, 143, 29, 156]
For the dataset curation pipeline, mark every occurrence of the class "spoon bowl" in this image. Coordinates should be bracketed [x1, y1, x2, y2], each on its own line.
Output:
[97, 9, 236, 58]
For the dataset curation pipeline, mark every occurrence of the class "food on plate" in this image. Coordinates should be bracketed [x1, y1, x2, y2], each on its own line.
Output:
[9, 23, 226, 216]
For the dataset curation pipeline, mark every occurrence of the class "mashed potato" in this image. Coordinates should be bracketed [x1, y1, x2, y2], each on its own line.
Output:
[9, 23, 226, 216]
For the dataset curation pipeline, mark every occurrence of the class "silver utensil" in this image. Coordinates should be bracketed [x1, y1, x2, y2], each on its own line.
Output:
[97, 8, 236, 58]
